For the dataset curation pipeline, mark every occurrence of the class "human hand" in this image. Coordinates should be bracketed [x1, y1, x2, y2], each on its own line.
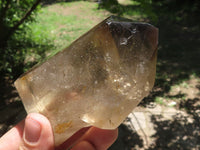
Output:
[0, 113, 118, 150]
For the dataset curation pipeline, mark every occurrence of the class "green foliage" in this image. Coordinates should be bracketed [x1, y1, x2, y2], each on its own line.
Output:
[97, 0, 155, 21]
[0, 0, 42, 79]
[0, 0, 41, 43]
[1, 0, 38, 27]
[0, 26, 54, 80]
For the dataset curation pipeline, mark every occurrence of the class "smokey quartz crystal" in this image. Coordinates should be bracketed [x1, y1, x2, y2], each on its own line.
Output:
[14, 16, 158, 146]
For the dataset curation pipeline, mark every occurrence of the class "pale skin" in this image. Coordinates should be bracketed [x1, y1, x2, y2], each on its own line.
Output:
[0, 113, 118, 150]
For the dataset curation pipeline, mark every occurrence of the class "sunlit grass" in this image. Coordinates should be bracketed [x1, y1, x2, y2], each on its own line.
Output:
[27, 1, 110, 56]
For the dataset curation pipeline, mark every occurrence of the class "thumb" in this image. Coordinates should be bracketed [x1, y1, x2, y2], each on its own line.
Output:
[19, 113, 54, 150]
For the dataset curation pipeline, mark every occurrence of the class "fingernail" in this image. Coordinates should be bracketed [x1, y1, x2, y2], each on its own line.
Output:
[24, 117, 41, 144]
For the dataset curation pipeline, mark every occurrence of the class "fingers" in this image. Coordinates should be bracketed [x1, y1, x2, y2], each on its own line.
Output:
[56, 127, 118, 150]
[70, 127, 118, 150]
[0, 113, 54, 150]
[19, 113, 54, 150]
[78, 127, 118, 150]
[72, 141, 95, 150]
[0, 119, 24, 150]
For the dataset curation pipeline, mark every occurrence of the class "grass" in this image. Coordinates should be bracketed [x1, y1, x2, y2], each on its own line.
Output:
[27, 1, 110, 57]
[155, 97, 164, 105]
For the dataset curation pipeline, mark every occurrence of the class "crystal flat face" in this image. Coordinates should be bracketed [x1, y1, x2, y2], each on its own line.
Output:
[14, 16, 158, 146]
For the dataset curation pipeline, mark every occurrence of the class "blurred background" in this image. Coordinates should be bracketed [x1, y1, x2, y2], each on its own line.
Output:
[0, 0, 199, 149]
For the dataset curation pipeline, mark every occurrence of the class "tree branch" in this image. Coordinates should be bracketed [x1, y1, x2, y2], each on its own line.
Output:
[10, 0, 42, 33]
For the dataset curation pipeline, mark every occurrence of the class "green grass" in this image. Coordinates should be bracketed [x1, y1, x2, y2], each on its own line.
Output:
[155, 97, 164, 105]
[27, 1, 110, 57]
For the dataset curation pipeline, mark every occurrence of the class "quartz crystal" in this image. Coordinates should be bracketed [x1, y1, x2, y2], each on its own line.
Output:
[14, 16, 158, 146]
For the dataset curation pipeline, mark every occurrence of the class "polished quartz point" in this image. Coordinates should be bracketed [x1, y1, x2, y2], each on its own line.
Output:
[14, 16, 158, 146]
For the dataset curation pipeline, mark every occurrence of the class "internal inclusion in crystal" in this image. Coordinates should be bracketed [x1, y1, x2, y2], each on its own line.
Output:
[14, 15, 158, 146]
